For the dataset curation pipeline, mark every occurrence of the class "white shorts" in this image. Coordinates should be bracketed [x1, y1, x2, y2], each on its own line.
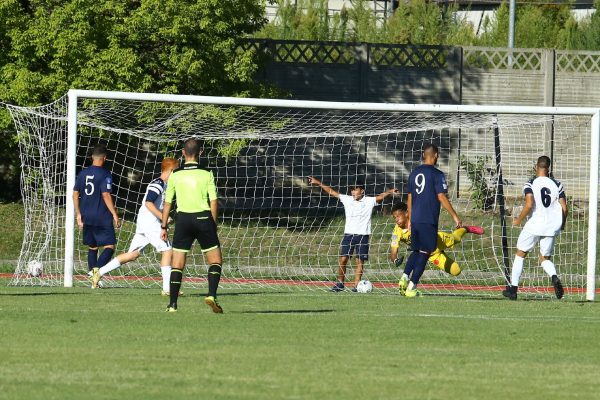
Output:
[128, 230, 172, 254]
[516, 230, 556, 256]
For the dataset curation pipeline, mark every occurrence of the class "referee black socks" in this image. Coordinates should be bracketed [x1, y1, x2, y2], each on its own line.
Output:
[207, 264, 222, 298]
[169, 268, 184, 306]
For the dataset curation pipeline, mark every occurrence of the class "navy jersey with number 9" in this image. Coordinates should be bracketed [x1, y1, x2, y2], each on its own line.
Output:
[73, 165, 114, 226]
[407, 164, 448, 226]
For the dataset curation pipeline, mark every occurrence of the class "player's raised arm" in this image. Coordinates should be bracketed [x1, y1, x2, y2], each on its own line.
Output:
[375, 188, 399, 203]
[308, 176, 340, 198]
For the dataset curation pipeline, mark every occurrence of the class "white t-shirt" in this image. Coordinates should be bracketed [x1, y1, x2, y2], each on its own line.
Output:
[339, 194, 378, 235]
[136, 177, 166, 233]
[522, 176, 565, 237]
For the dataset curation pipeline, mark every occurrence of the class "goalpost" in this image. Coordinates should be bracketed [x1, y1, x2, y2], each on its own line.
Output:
[7, 89, 600, 300]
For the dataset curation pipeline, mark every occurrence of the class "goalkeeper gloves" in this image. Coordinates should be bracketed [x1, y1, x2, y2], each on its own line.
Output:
[394, 255, 404, 268]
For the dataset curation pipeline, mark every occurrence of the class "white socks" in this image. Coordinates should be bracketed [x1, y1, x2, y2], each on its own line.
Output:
[511, 256, 557, 287]
[98, 258, 121, 277]
[511, 255, 524, 287]
[541, 259, 557, 277]
[161, 266, 172, 292]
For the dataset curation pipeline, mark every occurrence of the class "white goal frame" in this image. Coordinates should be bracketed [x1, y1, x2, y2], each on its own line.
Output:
[63, 89, 600, 300]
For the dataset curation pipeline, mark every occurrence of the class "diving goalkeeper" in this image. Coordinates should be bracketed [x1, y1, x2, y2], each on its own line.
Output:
[390, 201, 484, 293]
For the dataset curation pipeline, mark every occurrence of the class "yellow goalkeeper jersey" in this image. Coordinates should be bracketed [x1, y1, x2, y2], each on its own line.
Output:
[390, 225, 457, 254]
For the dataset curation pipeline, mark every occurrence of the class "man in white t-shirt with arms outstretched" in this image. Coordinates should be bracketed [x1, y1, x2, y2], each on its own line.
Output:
[503, 155, 568, 300]
[308, 176, 398, 292]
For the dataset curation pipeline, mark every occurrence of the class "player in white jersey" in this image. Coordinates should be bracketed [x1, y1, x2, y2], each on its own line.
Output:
[503, 156, 568, 300]
[92, 158, 180, 294]
[308, 176, 398, 292]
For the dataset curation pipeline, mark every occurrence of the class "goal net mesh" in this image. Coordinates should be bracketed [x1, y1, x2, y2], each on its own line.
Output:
[7, 95, 594, 299]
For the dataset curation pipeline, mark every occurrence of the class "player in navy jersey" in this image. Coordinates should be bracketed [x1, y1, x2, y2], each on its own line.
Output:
[503, 156, 568, 300]
[400, 143, 462, 297]
[72, 144, 121, 286]
[92, 158, 179, 293]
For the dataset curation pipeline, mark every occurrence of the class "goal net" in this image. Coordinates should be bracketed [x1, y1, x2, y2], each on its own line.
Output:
[7, 90, 599, 300]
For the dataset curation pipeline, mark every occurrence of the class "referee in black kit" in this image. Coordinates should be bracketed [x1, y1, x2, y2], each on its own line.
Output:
[160, 138, 223, 313]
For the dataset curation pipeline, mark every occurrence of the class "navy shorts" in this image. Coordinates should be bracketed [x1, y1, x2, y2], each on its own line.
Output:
[410, 223, 437, 253]
[83, 225, 116, 247]
[339, 234, 370, 261]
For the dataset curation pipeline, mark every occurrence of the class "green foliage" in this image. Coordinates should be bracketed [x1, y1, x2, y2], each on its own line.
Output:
[257, 0, 477, 45]
[476, 1, 576, 48]
[560, 0, 600, 50]
[384, 0, 475, 45]
[258, 0, 600, 50]
[0, 0, 270, 107]
[257, 0, 340, 41]
[459, 155, 497, 211]
[0, 0, 276, 199]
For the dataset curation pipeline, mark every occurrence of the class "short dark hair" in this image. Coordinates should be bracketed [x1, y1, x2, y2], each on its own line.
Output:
[91, 143, 107, 158]
[350, 181, 365, 190]
[392, 201, 408, 213]
[423, 143, 439, 155]
[537, 155, 551, 169]
[184, 138, 200, 158]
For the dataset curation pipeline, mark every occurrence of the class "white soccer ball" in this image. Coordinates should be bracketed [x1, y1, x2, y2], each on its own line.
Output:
[356, 280, 373, 293]
[27, 260, 43, 277]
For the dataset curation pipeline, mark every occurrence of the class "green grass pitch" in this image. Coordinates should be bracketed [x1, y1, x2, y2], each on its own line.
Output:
[0, 283, 598, 400]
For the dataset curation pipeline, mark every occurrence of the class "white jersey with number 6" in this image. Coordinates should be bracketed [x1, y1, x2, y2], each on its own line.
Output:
[522, 176, 565, 236]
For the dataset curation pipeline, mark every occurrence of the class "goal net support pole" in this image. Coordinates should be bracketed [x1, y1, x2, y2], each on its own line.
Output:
[587, 112, 599, 301]
[493, 122, 511, 284]
[64, 92, 78, 287]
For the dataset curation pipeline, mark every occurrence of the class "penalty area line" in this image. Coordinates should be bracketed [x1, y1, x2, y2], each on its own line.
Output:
[362, 312, 600, 323]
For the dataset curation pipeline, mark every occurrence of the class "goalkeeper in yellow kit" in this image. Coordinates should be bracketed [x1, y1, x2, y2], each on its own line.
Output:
[390, 202, 484, 286]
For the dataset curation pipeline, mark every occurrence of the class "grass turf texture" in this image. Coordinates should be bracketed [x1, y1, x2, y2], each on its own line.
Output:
[0, 284, 598, 400]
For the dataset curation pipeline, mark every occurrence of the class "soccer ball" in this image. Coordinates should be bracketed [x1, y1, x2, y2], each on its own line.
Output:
[356, 280, 373, 293]
[26, 260, 43, 277]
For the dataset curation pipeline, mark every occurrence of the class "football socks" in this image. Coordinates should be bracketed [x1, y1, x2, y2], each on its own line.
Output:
[511, 255, 525, 287]
[98, 258, 120, 277]
[169, 268, 183, 307]
[409, 252, 430, 285]
[207, 264, 222, 298]
[161, 266, 172, 293]
[541, 259, 557, 277]
[97, 248, 114, 268]
[87, 249, 98, 271]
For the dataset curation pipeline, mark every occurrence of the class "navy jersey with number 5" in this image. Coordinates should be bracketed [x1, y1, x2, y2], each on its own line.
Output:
[408, 164, 448, 226]
[73, 165, 114, 226]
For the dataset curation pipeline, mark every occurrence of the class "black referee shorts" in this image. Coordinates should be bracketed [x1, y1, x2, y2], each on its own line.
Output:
[172, 211, 220, 253]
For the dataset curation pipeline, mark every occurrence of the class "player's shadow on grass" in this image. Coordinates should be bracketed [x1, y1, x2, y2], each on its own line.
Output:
[236, 309, 335, 314]
[0, 292, 87, 297]
[191, 291, 290, 297]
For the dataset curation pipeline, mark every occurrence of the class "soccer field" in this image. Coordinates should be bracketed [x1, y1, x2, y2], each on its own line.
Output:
[0, 284, 598, 400]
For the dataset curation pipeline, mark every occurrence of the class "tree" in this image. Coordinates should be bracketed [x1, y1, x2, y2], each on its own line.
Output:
[0, 0, 271, 201]
[476, 1, 575, 49]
